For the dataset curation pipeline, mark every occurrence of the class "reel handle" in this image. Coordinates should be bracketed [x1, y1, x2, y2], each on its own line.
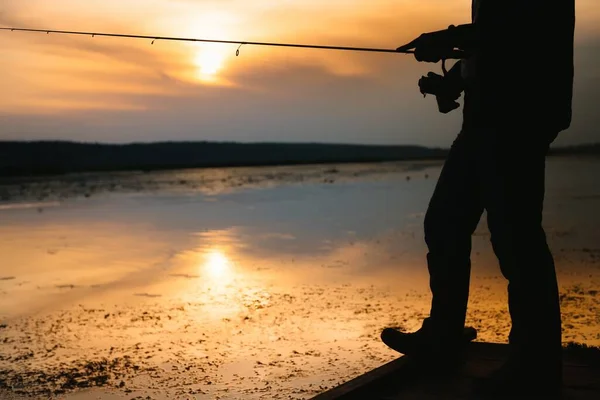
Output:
[435, 48, 467, 112]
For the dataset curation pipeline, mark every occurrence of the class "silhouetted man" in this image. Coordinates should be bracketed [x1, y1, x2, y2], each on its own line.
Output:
[381, 1, 575, 398]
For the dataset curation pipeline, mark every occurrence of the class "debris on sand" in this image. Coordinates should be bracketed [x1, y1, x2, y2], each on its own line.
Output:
[0, 356, 146, 397]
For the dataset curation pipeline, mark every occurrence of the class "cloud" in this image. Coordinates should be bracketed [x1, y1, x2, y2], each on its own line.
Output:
[0, 57, 460, 145]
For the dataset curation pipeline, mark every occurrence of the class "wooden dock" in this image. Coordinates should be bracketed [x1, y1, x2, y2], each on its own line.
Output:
[310, 342, 600, 399]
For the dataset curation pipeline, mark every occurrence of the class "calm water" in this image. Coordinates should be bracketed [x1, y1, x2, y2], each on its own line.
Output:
[0, 156, 598, 399]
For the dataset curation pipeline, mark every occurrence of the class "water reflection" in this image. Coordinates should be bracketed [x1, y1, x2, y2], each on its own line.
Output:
[202, 249, 232, 279]
[0, 157, 598, 399]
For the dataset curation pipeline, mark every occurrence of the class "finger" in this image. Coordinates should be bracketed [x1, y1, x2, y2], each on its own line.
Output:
[415, 53, 439, 63]
[396, 44, 414, 52]
[396, 37, 420, 52]
[415, 48, 442, 63]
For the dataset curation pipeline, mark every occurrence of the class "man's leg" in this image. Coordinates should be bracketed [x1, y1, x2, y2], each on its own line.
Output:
[382, 131, 484, 355]
[424, 131, 485, 336]
[477, 130, 562, 393]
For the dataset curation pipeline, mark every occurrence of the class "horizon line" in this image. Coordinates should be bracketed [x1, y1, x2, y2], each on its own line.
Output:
[0, 139, 598, 149]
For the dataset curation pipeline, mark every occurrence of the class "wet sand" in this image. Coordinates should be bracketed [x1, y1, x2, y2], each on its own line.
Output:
[0, 156, 599, 399]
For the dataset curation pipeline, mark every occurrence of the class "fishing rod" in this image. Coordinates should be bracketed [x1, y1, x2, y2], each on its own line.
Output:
[1, 26, 466, 85]
[0, 26, 409, 55]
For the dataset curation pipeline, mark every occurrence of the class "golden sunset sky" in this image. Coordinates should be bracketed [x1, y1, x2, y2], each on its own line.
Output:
[1, 0, 599, 146]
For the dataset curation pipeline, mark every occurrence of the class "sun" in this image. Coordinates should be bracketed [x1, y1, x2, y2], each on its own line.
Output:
[193, 44, 227, 81]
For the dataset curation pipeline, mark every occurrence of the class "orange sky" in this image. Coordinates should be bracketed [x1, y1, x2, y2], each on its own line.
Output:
[1, 1, 599, 146]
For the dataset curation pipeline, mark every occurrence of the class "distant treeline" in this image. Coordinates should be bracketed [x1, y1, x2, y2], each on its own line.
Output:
[0, 141, 448, 177]
[549, 142, 600, 155]
[0, 140, 597, 178]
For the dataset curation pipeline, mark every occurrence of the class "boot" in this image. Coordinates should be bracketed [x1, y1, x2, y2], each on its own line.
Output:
[381, 318, 475, 371]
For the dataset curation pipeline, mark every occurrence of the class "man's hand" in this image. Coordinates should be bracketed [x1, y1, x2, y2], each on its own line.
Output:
[397, 26, 466, 62]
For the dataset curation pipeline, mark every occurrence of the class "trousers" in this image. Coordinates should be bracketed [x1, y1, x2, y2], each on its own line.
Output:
[424, 125, 562, 363]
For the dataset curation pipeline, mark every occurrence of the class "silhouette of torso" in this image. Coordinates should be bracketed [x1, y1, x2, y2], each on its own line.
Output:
[461, 0, 575, 134]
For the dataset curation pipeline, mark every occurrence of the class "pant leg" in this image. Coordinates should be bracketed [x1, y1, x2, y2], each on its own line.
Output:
[477, 130, 562, 367]
[425, 131, 485, 335]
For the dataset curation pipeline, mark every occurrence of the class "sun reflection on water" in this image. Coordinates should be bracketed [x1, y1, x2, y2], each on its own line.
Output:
[203, 249, 231, 279]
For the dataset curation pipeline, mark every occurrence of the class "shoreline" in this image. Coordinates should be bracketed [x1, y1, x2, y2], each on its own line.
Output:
[0, 155, 448, 181]
[0, 152, 596, 182]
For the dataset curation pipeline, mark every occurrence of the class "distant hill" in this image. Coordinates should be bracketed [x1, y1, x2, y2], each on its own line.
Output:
[0, 140, 597, 178]
[0, 141, 448, 177]
[549, 142, 600, 156]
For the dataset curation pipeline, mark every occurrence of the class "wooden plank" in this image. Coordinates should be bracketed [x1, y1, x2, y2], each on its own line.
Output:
[309, 356, 414, 400]
[310, 347, 488, 400]
[310, 342, 600, 400]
